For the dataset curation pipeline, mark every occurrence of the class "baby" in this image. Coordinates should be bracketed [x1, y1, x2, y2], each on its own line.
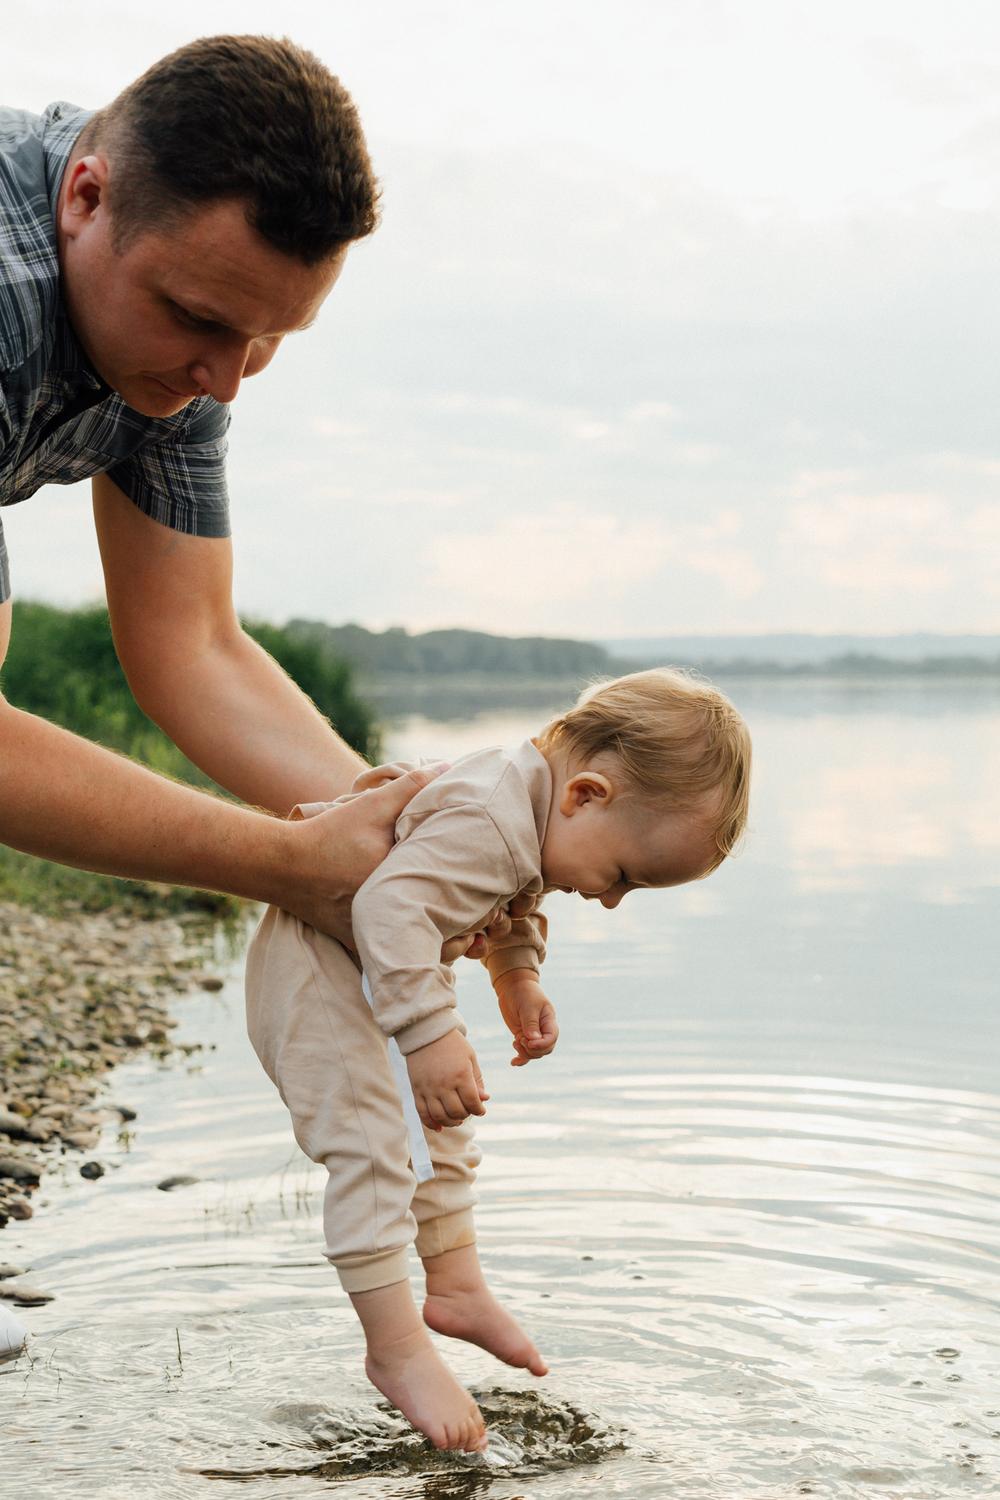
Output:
[245, 668, 751, 1453]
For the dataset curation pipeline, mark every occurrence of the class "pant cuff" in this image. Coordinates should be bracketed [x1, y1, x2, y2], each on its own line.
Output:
[414, 1208, 477, 1261]
[332, 1246, 412, 1293]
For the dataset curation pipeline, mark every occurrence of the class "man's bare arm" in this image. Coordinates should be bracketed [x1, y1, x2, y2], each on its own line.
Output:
[0, 624, 433, 938]
[93, 473, 363, 813]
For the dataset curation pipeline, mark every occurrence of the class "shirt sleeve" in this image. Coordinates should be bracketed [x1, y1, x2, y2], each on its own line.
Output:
[105, 397, 231, 538]
[352, 803, 524, 1056]
[480, 907, 548, 983]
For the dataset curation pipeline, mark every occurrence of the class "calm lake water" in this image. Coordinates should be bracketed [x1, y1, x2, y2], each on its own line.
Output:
[3, 679, 999, 1499]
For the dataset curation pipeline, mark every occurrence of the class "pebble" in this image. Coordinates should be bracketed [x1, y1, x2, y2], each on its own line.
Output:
[157, 1175, 201, 1192]
[198, 975, 225, 992]
[0, 1280, 54, 1306]
[79, 1162, 105, 1181]
[0, 1157, 42, 1184]
[62, 1131, 101, 1150]
[0, 900, 221, 1231]
[0, 1264, 26, 1280]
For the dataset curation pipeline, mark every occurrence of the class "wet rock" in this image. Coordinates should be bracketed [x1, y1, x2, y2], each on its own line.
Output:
[198, 975, 225, 992]
[0, 1156, 43, 1185]
[62, 1131, 101, 1150]
[6, 1200, 32, 1222]
[79, 1161, 105, 1180]
[157, 1174, 201, 1192]
[0, 1280, 53, 1306]
[0, 899, 219, 1232]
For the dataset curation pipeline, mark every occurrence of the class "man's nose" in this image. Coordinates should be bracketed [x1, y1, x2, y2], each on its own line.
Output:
[189, 342, 254, 404]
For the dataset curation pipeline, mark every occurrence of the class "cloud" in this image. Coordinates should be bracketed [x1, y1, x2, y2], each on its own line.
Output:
[422, 503, 762, 627]
[779, 486, 1000, 591]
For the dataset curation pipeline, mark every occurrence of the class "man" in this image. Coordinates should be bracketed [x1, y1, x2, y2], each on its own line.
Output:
[0, 36, 509, 951]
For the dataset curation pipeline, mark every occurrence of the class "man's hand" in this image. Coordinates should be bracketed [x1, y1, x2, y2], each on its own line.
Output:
[405, 1030, 489, 1131]
[493, 968, 559, 1067]
[279, 766, 447, 942]
[347, 761, 540, 962]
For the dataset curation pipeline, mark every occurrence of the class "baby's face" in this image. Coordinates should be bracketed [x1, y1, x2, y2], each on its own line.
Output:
[540, 769, 719, 908]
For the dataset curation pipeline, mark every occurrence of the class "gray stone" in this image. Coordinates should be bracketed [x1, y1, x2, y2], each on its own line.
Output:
[157, 1175, 201, 1192]
[79, 1161, 105, 1180]
[0, 1280, 54, 1306]
[0, 1157, 42, 1184]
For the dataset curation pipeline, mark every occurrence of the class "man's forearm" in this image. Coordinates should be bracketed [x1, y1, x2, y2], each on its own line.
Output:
[0, 699, 297, 901]
[125, 626, 365, 814]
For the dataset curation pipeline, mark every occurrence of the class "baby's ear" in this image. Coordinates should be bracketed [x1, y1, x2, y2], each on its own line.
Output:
[559, 770, 615, 815]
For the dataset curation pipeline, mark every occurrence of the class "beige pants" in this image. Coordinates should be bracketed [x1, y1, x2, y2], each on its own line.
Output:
[245, 905, 479, 1292]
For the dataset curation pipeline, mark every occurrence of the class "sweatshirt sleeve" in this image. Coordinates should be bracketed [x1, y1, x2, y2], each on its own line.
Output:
[352, 803, 524, 1055]
[480, 907, 548, 983]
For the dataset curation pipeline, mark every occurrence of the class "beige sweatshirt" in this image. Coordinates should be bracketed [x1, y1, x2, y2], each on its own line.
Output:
[340, 738, 552, 1056]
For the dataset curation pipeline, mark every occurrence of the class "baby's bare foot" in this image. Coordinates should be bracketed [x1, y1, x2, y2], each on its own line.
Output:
[365, 1326, 488, 1453]
[423, 1273, 549, 1377]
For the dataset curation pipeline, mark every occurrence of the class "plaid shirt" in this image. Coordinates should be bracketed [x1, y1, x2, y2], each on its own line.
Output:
[0, 102, 231, 603]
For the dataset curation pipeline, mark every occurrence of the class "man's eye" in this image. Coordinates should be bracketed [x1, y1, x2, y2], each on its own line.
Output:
[170, 303, 212, 330]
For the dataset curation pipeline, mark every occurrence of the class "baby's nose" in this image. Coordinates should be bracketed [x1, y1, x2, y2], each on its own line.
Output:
[599, 887, 626, 909]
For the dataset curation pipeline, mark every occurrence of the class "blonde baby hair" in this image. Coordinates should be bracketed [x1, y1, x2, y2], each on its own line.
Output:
[536, 667, 751, 868]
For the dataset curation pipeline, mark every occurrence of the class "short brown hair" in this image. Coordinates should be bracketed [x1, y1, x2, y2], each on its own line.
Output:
[537, 668, 752, 868]
[78, 34, 380, 263]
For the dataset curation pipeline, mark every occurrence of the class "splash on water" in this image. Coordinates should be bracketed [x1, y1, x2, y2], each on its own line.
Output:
[195, 1387, 626, 1484]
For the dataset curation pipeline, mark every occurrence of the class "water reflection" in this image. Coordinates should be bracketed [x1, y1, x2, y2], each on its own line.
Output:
[2, 681, 998, 1498]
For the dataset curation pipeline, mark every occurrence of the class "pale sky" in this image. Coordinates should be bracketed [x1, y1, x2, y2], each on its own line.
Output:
[4, 1, 1000, 636]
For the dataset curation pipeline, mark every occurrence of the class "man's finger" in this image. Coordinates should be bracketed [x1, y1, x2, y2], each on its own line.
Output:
[351, 760, 411, 792]
[362, 763, 447, 822]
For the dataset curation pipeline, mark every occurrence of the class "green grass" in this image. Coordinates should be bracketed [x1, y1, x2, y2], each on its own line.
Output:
[0, 844, 241, 917]
[0, 601, 379, 915]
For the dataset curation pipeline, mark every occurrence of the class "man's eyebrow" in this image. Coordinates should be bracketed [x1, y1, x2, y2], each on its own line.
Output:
[173, 298, 316, 335]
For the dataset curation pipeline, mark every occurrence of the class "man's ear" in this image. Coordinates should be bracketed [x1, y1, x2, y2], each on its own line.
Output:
[558, 771, 615, 817]
[60, 155, 110, 238]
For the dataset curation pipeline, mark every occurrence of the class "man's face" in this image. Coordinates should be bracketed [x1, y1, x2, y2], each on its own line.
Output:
[58, 157, 345, 417]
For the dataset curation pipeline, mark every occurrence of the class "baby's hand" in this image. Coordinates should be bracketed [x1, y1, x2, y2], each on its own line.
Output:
[493, 969, 559, 1067]
[405, 1030, 489, 1130]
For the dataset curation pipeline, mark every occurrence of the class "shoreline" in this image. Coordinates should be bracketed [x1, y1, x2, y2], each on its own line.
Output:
[0, 900, 230, 1245]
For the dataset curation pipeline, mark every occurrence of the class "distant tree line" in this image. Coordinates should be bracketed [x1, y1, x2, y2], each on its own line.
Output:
[668, 652, 1000, 678]
[287, 619, 618, 678]
[285, 620, 1000, 682]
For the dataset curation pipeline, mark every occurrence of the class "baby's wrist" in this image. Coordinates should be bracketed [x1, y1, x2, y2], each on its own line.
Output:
[492, 967, 542, 998]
